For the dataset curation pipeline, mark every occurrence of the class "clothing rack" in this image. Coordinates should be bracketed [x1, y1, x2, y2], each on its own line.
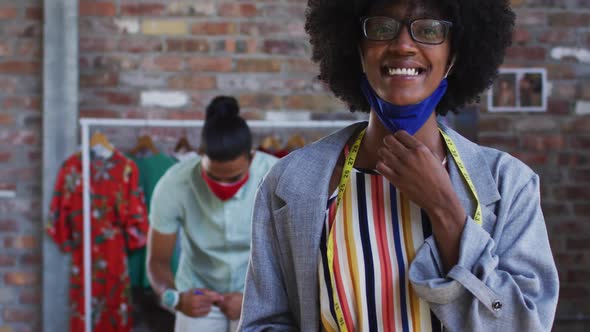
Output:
[79, 117, 358, 332]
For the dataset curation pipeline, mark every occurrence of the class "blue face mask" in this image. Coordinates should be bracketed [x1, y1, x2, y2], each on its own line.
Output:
[360, 74, 448, 135]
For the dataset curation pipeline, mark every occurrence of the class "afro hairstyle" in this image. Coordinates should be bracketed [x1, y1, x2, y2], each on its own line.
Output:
[305, 0, 515, 115]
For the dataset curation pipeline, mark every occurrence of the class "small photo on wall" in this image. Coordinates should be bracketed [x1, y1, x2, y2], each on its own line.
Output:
[519, 73, 543, 107]
[488, 68, 547, 112]
[491, 73, 517, 108]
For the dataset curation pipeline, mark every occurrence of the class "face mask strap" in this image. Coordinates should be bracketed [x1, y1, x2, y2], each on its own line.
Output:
[444, 55, 456, 79]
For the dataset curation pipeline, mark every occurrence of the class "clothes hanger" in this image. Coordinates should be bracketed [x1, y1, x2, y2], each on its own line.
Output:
[90, 130, 114, 151]
[259, 135, 282, 152]
[259, 134, 289, 158]
[130, 102, 159, 156]
[173, 126, 194, 154]
[90, 130, 114, 158]
[174, 136, 194, 154]
[284, 133, 306, 152]
[130, 135, 158, 156]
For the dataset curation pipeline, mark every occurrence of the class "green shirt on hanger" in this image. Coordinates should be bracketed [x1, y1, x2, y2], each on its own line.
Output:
[127, 153, 179, 288]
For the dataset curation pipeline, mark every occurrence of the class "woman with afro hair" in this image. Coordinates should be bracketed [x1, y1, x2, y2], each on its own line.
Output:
[239, 0, 559, 331]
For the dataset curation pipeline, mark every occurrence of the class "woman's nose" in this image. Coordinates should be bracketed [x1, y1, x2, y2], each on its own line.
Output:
[387, 25, 417, 54]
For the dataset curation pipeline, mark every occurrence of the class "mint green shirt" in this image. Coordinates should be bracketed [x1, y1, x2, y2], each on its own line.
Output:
[149, 152, 277, 293]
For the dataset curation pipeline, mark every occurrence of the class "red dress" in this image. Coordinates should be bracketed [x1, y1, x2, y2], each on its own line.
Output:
[47, 150, 149, 332]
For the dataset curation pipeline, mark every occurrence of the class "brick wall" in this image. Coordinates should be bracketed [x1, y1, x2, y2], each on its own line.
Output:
[481, 1, 590, 330]
[0, 0, 43, 331]
[0, 0, 587, 331]
[78, 0, 345, 123]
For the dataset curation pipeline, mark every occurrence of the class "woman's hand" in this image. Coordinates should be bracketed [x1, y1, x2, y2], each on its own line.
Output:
[376, 130, 453, 214]
[376, 130, 467, 271]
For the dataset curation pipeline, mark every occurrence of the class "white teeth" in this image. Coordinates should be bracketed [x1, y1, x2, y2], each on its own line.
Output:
[387, 67, 419, 76]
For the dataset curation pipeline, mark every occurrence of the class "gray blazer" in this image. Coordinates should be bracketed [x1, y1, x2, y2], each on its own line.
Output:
[239, 122, 559, 331]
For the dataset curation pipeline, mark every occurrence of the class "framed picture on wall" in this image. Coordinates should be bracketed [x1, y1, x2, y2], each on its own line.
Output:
[488, 68, 547, 112]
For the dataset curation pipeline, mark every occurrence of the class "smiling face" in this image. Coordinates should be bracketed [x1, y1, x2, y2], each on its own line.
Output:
[360, 0, 452, 106]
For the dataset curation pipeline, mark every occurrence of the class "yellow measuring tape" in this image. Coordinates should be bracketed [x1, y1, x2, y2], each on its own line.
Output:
[326, 127, 481, 331]
[326, 128, 365, 331]
[439, 128, 482, 225]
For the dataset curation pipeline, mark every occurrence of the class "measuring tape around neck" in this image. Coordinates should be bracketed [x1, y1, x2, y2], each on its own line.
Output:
[438, 128, 482, 225]
[325, 127, 481, 331]
[326, 128, 365, 331]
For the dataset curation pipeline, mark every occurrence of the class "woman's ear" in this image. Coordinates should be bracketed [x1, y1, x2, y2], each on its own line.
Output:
[444, 55, 456, 79]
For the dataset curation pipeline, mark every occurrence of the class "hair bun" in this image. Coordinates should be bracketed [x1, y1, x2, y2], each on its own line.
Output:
[206, 96, 240, 121]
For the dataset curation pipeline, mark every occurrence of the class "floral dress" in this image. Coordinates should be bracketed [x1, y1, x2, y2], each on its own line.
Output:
[47, 150, 149, 332]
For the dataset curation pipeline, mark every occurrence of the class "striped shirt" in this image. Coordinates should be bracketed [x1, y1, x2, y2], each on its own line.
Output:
[318, 168, 442, 332]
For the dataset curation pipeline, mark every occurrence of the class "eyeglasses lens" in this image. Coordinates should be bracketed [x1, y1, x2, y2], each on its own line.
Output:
[363, 17, 448, 45]
[364, 17, 401, 41]
[411, 20, 446, 44]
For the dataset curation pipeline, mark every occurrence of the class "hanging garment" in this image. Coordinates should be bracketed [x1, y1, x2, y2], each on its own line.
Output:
[284, 133, 306, 152]
[47, 150, 149, 332]
[258, 135, 289, 158]
[127, 153, 178, 288]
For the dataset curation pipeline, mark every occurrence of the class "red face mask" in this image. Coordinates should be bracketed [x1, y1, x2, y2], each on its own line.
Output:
[201, 169, 249, 201]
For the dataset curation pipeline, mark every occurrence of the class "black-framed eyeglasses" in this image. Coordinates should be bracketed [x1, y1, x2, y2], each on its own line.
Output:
[361, 16, 453, 45]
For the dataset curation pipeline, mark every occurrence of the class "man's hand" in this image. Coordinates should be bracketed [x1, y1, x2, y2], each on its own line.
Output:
[176, 288, 223, 318]
[218, 292, 243, 320]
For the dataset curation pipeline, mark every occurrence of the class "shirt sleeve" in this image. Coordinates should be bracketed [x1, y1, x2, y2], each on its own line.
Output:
[46, 160, 77, 252]
[409, 174, 559, 331]
[254, 152, 279, 185]
[121, 159, 149, 250]
[149, 169, 182, 234]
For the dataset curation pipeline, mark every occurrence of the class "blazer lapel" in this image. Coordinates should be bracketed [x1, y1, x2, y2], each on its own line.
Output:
[273, 122, 366, 326]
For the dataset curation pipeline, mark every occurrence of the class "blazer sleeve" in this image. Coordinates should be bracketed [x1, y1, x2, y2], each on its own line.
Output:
[239, 182, 298, 331]
[409, 174, 559, 331]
